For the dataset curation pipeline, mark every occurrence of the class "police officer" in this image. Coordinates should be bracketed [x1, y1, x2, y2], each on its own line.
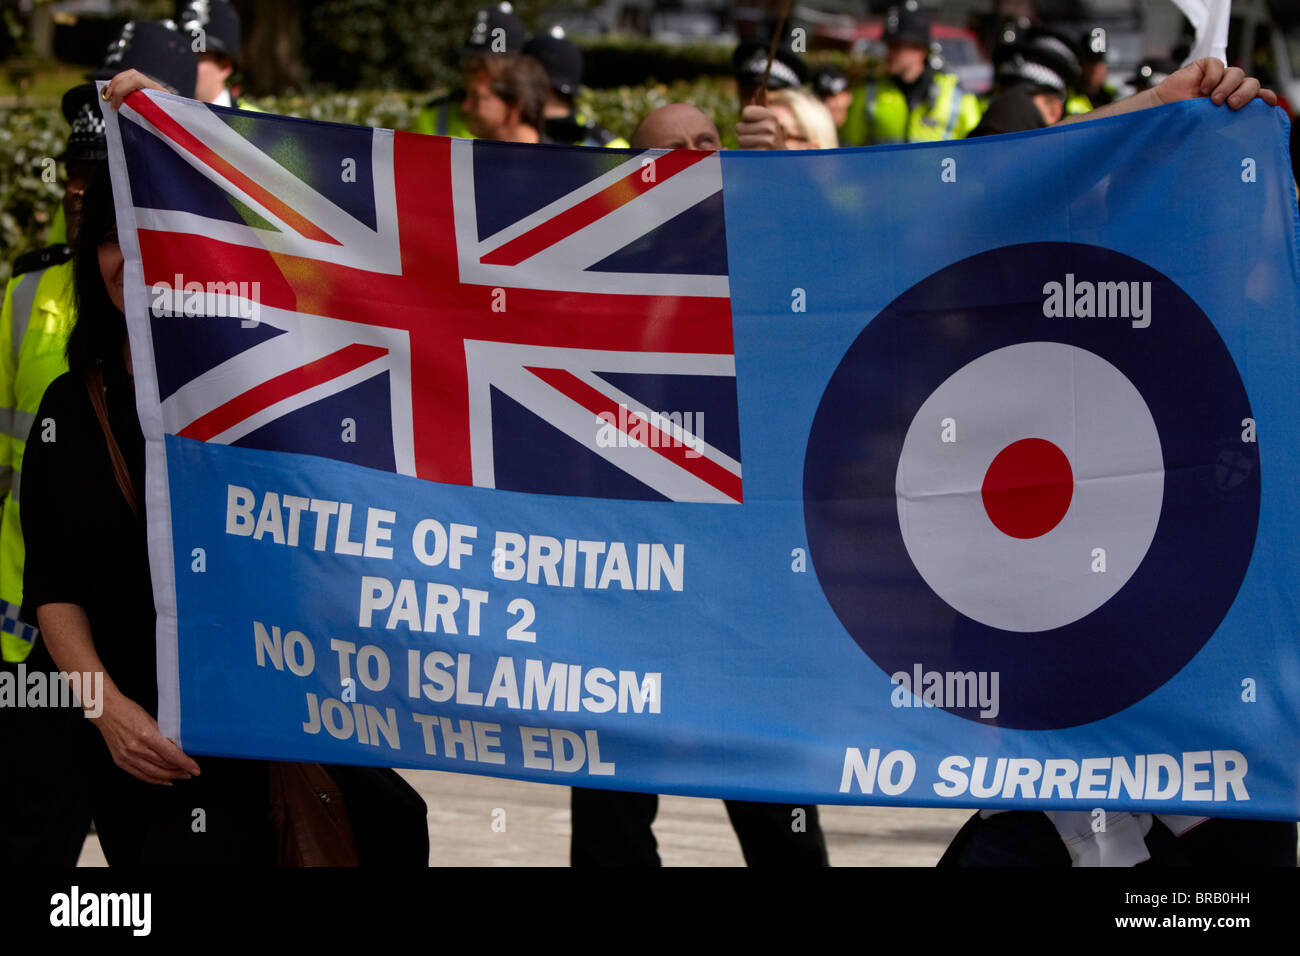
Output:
[412, 4, 526, 138]
[812, 65, 853, 130]
[732, 36, 809, 110]
[0, 92, 95, 666]
[524, 30, 629, 148]
[0, 82, 104, 865]
[1028, 27, 1091, 116]
[3, 18, 194, 672]
[839, 1, 982, 147]
[42, 20, 196, 247]
[176, 0, 261, 110]
[1079, 26, 1118, 108]
[982, 27, 1084, 130]
[91, 19, 198, 95]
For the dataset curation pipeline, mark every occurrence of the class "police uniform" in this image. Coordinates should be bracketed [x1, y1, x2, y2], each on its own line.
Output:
[732, 36, 809, 106]
[1049, 28, 1092, 118]
[976, 28, 1086, 135]
[45, 204, 68, 246]
[0, 81, 109, 664]
[12, 25, 197, 595]
[0, 80, 111, 866]
[92, 19, 199, 99]
[1078, 28, 1118, 109]
[413, 95, 477, 138]
[838, 5, 981, 146]
[988, 27, 1087, 124]
[1085, 84, 1118, 109]
[411, 5, 526, 139]
[526, 32, 629, 149]
[0, 249, 75, 665]
[841, 67, 982, 145]
[543, 112, 629, 149]
[1065, 91, 1092, 116]
[176, 0, 261, 110]
[0, 246, 92, 867]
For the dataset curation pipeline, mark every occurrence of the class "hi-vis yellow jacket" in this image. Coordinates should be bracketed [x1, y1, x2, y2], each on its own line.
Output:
[0, 250, 75, 662]
[839, 70, 983, 147]
[411, 99, 475, 138]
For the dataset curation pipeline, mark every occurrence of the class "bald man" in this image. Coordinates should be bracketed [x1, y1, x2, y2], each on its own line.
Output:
[632, 102, 786, 151]
[630, 104, 722, 150]
[573, 100, 828, 867]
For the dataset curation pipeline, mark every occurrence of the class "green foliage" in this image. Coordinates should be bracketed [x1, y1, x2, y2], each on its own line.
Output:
[304, 0, 459, 92]
[576, 77, 739, 146]
[247, 78, 740, 146]
[0, 64, 92, 100]
[245, 90, 429, 132]
[575, 36, 734, 88]
[0, 106, 68, 286]
[301, 0, 576, 93]
[298, 3, 742, 93]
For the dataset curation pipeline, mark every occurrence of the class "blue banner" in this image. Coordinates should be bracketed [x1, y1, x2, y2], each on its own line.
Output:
[104, 88, 1300, 818]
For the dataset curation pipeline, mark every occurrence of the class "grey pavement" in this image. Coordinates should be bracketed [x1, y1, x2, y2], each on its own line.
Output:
[76, 768, 972, 866]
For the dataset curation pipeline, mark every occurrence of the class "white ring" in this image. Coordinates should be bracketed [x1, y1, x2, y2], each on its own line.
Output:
[895, 342, 1164, 633]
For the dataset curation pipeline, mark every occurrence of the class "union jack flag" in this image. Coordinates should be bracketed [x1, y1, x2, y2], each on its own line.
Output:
[113, 90, 743, 504]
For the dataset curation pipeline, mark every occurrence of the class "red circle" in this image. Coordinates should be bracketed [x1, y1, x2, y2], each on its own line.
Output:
[981, 438, 1074, 539]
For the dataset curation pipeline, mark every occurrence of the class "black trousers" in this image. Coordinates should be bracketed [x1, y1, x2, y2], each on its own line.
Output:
[88, 745, 276, 868]
[571, 787, 829, 866]
[1, 646, 275, 868]
[0, 653, 93, 867]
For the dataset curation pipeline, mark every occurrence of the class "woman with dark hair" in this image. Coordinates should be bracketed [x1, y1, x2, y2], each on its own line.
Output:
[26, 70, 432, 869]
[21, 170, 276, 866]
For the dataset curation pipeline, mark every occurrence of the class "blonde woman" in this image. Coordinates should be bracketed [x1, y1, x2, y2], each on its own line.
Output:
[768, 88, 839, 149]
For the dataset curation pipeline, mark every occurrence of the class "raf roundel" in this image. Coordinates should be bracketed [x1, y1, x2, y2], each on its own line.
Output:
[896, 342, 1164, 634]
[803, 243, 1259, 730]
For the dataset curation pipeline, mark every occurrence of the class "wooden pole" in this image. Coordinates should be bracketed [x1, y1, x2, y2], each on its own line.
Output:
[755, 0, 797, 107]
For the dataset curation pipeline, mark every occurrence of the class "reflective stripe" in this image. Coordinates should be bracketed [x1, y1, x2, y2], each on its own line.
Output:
[11, 408, 35, 441]
[10, 267, 44, 358]
[1, 599, 38, 656]
[863, 82, 877, 141]
[943, 80, 962, 138]
[1, 408, 35, 441]
[436, 105, 449, 136]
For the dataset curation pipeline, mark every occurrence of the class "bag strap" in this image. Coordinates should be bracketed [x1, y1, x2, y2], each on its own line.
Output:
[85, 367, 138, 518]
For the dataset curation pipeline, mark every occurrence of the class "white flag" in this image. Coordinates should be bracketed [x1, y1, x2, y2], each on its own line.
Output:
[1169, 0, 1232, 65]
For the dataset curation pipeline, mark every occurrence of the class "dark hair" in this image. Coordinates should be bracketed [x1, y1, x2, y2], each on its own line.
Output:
[67, 167, 127, 377]
[464, 53, 549, 133]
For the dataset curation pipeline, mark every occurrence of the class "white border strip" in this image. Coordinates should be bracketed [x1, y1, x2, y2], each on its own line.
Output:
[100, 85, 184, 740]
